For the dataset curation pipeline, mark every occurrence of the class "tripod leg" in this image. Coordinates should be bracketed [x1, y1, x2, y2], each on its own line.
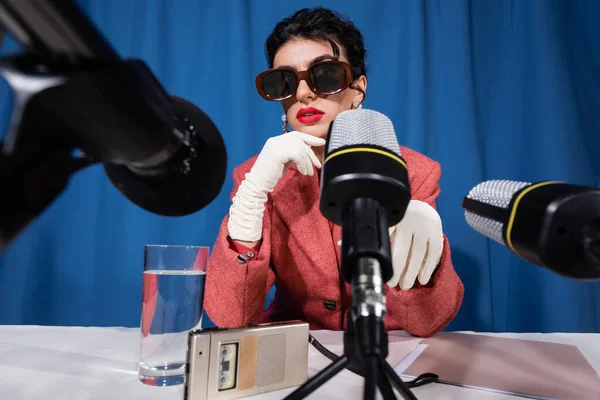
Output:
[363, 356, 378, 400]
[284, 355, 350, 400]
[382, 359, 419, 400]
[377, 357, 397, 400]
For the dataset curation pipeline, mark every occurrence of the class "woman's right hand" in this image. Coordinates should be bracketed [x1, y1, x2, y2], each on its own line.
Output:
[253, 131, 326, 179]
[227, 131, 326, 243]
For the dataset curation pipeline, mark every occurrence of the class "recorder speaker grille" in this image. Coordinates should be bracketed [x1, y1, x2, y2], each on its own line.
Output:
[255, 333, 286, 387]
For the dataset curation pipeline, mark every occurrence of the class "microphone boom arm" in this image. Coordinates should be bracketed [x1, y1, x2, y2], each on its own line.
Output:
[0, 0, 119, 60]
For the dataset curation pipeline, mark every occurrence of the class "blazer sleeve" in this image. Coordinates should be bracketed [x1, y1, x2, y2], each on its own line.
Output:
[386, 161, 464, 337]
[204, 166, 277, 328]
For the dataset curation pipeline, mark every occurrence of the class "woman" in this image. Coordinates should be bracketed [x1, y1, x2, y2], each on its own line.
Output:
[204, 7, 463, 337]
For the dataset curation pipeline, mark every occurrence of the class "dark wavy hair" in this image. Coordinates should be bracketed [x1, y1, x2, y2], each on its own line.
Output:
[265, 7, 367, 79]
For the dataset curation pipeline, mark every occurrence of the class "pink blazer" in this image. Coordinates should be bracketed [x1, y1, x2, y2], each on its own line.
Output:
[204, 146, 464, 337]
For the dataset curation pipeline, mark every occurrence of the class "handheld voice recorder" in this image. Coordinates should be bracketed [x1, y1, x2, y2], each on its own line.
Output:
[184, 320, 309, 400]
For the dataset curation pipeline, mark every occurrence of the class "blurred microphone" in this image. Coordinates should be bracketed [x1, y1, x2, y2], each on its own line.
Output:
[0, 0, 227, 251]
[462, 180, 600, 280]
[101, 94, 227, 218]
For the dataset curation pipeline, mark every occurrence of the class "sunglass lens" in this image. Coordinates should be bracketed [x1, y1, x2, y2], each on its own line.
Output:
[262, 70, 297, 99]
[310, 63, 347, 93]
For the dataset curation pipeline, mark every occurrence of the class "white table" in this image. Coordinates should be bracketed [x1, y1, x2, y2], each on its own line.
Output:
[0, 325, 598, 399]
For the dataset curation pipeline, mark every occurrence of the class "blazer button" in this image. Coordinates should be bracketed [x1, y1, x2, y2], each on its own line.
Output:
[323, 300, 336, 311]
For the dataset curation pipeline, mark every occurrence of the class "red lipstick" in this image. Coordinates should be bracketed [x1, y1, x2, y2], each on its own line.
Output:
[296, 107, 324, 124]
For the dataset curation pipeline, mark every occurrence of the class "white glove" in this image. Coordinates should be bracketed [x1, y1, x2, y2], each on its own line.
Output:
[388, 200, 444, 290]
[227, 131, 326, 242]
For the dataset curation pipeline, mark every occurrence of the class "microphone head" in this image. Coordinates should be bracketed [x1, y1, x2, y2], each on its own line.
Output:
[326, 109, 401, 157]
[104, 96, 227, 216]
[464, 180, 530, 245]
[320, 108, 410, 228]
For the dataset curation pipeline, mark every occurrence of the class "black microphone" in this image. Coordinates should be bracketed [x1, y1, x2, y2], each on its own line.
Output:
[0, 0, 227, 251]
[320, 109, 411, 284]
[320, 108, 411, 357]
[462, 180, 600, 280]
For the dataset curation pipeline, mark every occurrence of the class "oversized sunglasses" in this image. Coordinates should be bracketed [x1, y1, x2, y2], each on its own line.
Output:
[255, 60, 362, 101]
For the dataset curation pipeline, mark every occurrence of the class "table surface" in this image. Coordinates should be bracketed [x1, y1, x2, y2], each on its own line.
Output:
[1, 325, 598, 400]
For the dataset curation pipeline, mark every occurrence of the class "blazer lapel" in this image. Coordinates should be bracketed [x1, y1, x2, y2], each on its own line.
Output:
[271, 167, 340, 279]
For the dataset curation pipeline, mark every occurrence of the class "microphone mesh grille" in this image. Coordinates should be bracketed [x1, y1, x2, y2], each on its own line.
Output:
[327, 109, 401, 155]
[464, 180, 530, 244]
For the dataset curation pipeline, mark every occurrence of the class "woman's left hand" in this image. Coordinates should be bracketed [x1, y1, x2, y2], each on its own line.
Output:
[388, 200, 444, 290]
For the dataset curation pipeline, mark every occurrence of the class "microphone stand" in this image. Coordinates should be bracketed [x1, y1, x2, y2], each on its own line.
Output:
[285, 198, 418, 400]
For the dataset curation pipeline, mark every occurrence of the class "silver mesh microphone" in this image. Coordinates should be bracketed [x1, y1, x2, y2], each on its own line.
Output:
[320, 107, 410, 284]
[463, 179, 600, 280]
[319, 109, 417, 400]
[326, 109, 401, 156]
[320, 108, 410, 230]
[464, 180, 530, 244]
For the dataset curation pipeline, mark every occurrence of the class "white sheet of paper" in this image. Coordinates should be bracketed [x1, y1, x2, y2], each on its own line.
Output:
[309, 330, 423, 368]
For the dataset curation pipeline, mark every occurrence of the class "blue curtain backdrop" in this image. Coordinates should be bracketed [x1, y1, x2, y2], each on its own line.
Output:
[0, 0, 598, 333]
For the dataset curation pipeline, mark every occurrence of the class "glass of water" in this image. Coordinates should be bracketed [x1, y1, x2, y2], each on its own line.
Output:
[138, 245, 209, 386]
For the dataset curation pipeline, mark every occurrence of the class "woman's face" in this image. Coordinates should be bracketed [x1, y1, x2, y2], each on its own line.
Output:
[273, 39, 367, 140]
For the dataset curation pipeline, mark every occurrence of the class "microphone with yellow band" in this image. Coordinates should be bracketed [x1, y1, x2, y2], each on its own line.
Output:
[462, 180, 600, 280]
[319, 108, 411, 284]
[314, 109, 415, 399]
